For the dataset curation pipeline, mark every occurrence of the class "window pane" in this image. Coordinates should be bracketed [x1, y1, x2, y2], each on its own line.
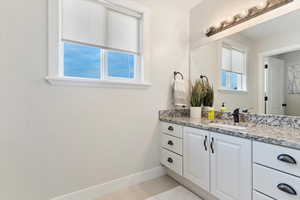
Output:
[231, 73, 242, 90]
[64, 42, 101, 79]
[107, 51, 135, 79]
[221, 71, 230, 88]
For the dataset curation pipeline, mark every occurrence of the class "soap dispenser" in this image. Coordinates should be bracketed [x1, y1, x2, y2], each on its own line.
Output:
[221, 102, 228, 113]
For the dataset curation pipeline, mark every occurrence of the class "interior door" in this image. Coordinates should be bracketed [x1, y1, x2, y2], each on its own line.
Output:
[265, 57, 285, 115]
[210, 132, 252, 200]
[183, 127, 210, 191]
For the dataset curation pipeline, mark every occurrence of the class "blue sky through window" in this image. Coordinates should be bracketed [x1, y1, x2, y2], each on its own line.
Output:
[221, 71, 239, 90]
[231, 73, 238, 90]
[64, 42, 101, 79]
[64, 42, 135, 80]
[108, 51, 135, 79]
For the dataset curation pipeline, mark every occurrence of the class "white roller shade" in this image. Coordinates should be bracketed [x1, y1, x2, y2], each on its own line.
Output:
[62, 0, 140, 54]
[107, 10, 139, 53]
[222, 47, 232, 71]
[62, 0, 106, 46]
[232, 49, 245, 73]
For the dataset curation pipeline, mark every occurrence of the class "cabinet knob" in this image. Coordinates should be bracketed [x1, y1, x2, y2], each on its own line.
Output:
[277, 183, 297, 196]
[168, 126, 174, 131]
[277, 154, 297, 165]
[167, 140, 174, 146]
[167, 157, 173, 164]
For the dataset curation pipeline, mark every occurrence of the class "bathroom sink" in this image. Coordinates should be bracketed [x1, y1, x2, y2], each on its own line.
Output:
[210, 123, 247, 130]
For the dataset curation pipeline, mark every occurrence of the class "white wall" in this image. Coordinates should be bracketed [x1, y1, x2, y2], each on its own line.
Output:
[0, 0, 190, 199]
[277, 50, 300, 116]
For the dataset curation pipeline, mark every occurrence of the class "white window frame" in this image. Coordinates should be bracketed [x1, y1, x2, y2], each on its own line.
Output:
[102, 49, 138, 81]
[47, 0, 151, 88]
[219, 42, 248, 93]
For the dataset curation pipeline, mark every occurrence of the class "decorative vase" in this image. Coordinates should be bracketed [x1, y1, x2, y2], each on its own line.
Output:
[190, 107, 202, 119]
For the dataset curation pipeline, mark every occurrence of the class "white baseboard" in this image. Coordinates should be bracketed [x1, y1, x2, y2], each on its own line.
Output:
[51, 166, 166, 200]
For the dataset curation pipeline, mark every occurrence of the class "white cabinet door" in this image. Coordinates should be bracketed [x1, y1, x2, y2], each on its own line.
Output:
[210, 133, 252, 200]
[183, 127, 210, 191]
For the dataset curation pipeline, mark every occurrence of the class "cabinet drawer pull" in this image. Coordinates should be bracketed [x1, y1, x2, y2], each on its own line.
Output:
[167, 157, 173, 164]
[277, 154, 297, 165]
[204, 136, 208, 151]
[167, 140, 174, 146]
[277, 183, 297, 196]
[210, 137, 215, 154]
[168, 126, 174, 131]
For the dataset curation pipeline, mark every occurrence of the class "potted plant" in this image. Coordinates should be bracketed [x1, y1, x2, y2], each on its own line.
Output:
[190, 80, 207, 119]
[203, 79, 214, 109]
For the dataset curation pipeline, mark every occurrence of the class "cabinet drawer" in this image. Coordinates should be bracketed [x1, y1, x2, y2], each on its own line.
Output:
[161, 122, 182, 138]
[161, 134, 183, 155]
[253, 142, 300, 177]
[253, 191, 273, 200]
[160, 148, 182, 176]
[254, 164, 300, 200]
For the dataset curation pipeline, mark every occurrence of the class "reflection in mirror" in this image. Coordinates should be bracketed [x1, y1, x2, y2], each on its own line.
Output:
[190, 9, 300, 117]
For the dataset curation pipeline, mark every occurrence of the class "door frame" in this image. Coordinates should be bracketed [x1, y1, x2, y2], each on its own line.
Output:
[258, 44, 300, 114]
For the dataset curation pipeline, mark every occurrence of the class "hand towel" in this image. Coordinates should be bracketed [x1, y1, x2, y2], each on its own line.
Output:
[173, 79, 187, 107]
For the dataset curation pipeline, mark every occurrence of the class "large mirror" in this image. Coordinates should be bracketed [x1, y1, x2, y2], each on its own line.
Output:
[190, 9, 300, 116]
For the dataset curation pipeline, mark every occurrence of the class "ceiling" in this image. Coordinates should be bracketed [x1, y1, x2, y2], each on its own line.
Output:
[240, 10, 300, 40]
[131, 0, 204, 11]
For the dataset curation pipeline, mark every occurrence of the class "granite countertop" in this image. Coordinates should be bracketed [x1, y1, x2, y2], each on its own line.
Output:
[160, 116, 300, 151]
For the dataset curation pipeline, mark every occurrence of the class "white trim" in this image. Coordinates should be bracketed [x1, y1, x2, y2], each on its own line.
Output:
[218, 88, 248, 94]
[46, 76, 152, 89]
[96, 0, 142, 18]
[50, 166, 166, 200]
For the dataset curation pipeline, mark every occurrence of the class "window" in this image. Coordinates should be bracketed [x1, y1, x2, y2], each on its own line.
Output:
[48, 0, 150, 87]
[221, 44, 247, 91]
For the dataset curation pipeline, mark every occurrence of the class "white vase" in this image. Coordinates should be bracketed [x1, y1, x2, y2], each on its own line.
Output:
[190, 107, 202, 119]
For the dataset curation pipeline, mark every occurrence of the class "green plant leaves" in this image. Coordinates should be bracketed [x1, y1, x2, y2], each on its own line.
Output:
[191, 77, 214, 107]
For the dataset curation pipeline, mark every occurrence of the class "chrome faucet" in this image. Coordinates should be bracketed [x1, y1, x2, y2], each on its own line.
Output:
[232, 108, 240, 124]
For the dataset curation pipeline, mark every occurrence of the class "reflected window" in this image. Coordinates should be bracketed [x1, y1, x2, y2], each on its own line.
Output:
[221, 44, 247, 91]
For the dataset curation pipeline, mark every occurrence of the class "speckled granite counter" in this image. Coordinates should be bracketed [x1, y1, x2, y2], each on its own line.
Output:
[160, 116, 300, 151]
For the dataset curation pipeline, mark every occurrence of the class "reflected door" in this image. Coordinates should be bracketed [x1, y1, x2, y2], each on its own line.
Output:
[265, 57, 285, 115]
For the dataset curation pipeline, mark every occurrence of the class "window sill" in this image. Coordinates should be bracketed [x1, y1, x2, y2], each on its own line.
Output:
[45, 76, 152, 89]
[218, 88, 248, 94]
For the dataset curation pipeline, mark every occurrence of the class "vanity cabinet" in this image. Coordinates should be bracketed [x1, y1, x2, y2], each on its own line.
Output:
[184, 127, 210, 191]
[160, 122, 183, 176]
[253, 191, 273, 200]
[253, 142, 300, 200]
[210, 133, 252, 200]
[183, 127, 252, 200]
